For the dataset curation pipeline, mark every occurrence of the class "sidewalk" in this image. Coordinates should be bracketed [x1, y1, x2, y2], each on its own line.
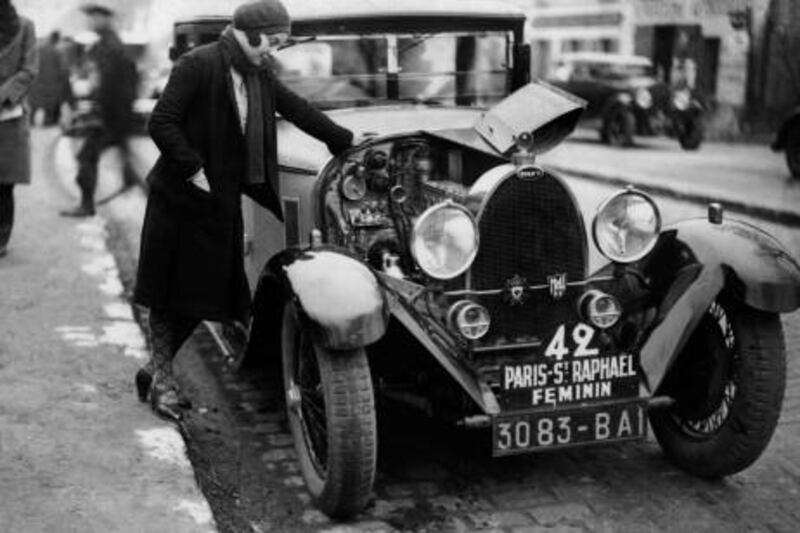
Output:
[540, 128, 800, 226]
[0, 128, 213, 532]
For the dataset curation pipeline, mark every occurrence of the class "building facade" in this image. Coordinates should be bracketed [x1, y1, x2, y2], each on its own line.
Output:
[525, 0, 777, 137]
[524, 0, 634, 80]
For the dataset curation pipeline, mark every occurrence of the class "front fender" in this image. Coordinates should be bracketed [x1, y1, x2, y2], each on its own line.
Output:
[256, 248, 389, 350]
[773, 108, 800, 151]
[637, 217, 800, 392]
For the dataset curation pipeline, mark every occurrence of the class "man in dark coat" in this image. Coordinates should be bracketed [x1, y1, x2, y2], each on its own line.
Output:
[60, 3, 138, 217]
[132, 0, 355, 420]
[28, 31, 71, 126]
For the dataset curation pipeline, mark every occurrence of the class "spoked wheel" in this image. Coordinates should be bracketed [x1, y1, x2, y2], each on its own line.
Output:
[677, 114, 704, 150]
[786, 128, 800, 179]
[650, 299, 786, 478]
[281, 303, 377, 518]
[603, 108, 636, 147]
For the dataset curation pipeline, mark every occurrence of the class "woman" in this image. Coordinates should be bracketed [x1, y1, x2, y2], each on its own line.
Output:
[134, 0, 354, 421]
[0, 0, 37, 257]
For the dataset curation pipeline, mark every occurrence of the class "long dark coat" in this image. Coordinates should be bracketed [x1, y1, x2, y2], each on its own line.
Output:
[133, 42, 352, 322]
[0, 17, 37, 185]
[28, 40, 69, 111]
[89, 28, 137, 140]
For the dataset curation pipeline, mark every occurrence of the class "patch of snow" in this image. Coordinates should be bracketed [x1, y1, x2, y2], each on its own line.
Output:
[99, 321, 146, 349]
[81, 254, 117, 277]
[55, 325, 91, 333]
[124, 347, 148, 360]
[135, 427, 191, 469]
[98, 276, 124, 297]
[103, 302, 134, 321]
[173, 499, 214, 527]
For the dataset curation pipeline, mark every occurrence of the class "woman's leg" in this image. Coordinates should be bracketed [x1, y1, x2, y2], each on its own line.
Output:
[144, 310, 199, 419]
[0, 184, 14, 253]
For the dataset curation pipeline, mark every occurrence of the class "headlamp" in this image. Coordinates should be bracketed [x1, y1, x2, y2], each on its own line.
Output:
[592, 188, 661, 263]
[672, 89, 691, 111]
[411, 201, 479, 280]
[635, 87, 652, 109]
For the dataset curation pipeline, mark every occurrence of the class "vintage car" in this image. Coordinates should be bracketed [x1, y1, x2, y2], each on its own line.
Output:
[169, 0, 800, 519]
[547, 52, 705, 150]
[772, 107, 800, 179]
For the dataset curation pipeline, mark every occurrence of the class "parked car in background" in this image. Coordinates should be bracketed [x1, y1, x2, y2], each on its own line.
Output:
[548, 52, 705, 150]
[772, 107, 800, 179]
[170, 0, 800, 519]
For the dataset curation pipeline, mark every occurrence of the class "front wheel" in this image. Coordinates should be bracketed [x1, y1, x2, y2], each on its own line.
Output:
[650, 300, 786, 478]
[281, 303, 377, 518]
[677, 113, 704, 150]
[786, 127, 800, 179]
[603, 108, 636, 147]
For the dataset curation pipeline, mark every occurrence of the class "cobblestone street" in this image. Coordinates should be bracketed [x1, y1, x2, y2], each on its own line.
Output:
[163, 310, 800, 533]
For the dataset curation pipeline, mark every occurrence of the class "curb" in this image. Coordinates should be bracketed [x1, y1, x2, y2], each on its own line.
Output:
[547, 164, 800, 228]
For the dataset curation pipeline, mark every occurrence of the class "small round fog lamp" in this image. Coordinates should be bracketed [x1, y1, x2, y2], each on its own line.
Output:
[448, 300, 491, 340]
[579, 290, 621, 329]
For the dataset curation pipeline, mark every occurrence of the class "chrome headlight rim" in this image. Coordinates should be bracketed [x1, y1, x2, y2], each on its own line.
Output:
[411, 200, 479, 280]
[592, 188, 662, 264]
[635, 87, 652, 109]
[672, 89, 691, 111]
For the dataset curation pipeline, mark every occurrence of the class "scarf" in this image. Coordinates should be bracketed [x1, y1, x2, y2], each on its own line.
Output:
[219, 27, 267, 188]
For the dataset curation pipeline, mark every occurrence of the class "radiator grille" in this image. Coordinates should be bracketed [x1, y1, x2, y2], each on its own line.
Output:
[469, 171, 587, 346]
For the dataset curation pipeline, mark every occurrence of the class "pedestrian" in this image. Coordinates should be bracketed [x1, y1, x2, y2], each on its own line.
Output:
[28, 31, 71, 126]
[0, 0, 37, 258]
[132, 0, 357, 421]
[60, 2, 138, 218]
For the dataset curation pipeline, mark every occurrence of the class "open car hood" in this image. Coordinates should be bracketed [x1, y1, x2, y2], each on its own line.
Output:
[427, 81, 586, 157]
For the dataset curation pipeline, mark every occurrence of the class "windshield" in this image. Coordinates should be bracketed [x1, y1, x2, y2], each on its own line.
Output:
[588, 62, 654, 80]
[272, 31, 511, 109]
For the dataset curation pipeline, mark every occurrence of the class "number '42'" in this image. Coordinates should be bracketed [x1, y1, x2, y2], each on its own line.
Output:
[544, 323, 599, 360]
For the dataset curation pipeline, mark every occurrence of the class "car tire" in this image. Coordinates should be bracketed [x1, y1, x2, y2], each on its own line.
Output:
[603, 108, 635, 147]
[786, 126, 800, 179]
[649, 299, 786, 479]
[678, 114, 704, 150]
[281, 303, 377, 518]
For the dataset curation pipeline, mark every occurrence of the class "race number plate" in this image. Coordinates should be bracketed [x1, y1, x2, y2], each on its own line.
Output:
[499, 323, 640, 410]
[492, 400, 647, 456]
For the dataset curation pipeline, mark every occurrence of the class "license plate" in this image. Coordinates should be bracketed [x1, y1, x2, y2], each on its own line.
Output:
[492, 400, 647, 456]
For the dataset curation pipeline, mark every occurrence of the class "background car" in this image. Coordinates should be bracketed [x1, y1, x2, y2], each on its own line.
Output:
[772, 106, 800, 179]
[547, 51, 705, 150]
[169, 0, 799, 519]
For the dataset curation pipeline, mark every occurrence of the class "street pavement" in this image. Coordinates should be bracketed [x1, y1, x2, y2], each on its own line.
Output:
[540, 128, 800, 227]
[3, 126, 799, 532]
[0, 128, 214, 532]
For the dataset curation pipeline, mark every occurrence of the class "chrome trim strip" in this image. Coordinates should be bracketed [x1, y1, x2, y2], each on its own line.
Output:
[444, 276, 615, 297]
[472, 340, 543, 353]
[279, 164, 317, 176]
